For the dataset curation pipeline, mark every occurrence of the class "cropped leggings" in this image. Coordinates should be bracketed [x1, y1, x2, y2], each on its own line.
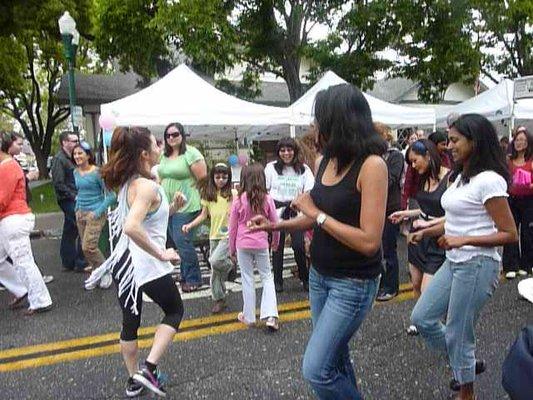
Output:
[117, 273, 184, 341]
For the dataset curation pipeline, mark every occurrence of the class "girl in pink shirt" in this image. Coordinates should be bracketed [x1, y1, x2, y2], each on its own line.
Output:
[229, 163, 280, 331]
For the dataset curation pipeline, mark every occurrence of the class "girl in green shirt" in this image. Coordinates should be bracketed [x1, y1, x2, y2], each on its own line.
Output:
[158, 122, 207, 292]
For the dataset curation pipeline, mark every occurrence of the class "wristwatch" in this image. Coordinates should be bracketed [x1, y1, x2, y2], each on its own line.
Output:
[316, 212, 327, 226]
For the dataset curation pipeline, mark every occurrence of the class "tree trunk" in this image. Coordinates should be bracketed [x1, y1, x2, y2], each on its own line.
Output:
[33, 147, 50, 179]
[283, 58, 303, 104]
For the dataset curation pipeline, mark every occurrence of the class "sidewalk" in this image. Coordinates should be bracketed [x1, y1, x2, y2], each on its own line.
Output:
[32, 212, 63, 238]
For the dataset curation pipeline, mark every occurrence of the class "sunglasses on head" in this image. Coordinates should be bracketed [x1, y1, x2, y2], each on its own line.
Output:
[165, 132, 181, 139]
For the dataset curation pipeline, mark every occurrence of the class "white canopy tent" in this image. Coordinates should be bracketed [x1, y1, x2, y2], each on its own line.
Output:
[435, 79, 515, 127]
[435, 78, 533, 131]
[288, 71, 436, 128]
[100, 64, 292, 138]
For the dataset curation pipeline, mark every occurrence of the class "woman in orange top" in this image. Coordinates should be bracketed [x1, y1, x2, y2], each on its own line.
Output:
[502, 127, 533, 278]
[0, 132, 52, 314]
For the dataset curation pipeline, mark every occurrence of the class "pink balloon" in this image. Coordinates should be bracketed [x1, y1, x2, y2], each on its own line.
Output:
[98, 114, 116, 130]
[238, 154, 249, 166]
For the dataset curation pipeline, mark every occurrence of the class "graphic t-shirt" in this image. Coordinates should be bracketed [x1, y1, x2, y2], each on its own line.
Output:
[201, 194, 231, 240]
[158, 145, 204, 214]
[264, 161, 315, 203]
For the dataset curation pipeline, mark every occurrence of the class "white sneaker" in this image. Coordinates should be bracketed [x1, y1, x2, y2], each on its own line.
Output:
[98, 273, 113, 289]
[518, 269, 528, 277]
[505, 271, 517, 279]
[266, 317, 279, 331]
[42, 275, 54, 284]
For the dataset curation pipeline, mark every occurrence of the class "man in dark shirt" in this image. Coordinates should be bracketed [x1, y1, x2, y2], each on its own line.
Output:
[51, 131, 86, 271]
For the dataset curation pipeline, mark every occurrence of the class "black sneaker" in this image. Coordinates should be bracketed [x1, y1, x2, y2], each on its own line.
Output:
[126, 377, 144, 398]
[133, 366, 167, 397]
[450, 360, 486, 391]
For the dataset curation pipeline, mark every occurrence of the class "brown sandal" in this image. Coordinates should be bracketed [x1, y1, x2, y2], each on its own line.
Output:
[8, 293, 28, 310]
[23, 304, 53, 316]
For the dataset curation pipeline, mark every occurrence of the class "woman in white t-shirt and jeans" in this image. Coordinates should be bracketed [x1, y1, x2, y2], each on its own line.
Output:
[410, 114, 518, 400]
[265, 137, 315, 292]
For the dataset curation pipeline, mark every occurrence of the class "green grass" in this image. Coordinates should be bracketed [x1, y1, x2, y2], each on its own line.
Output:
[29, 182, 60, 214]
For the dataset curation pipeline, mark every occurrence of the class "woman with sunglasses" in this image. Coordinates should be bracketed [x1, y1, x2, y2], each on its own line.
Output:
[158, 123, 207, 292]
[72, 141, 116, 287]
[389, 139, 450, 334]
[410, 114, 517, 399]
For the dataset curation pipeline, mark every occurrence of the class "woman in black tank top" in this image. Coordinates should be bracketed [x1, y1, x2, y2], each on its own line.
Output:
[389, 138, 449, 336]
[249, 84, 388, 399]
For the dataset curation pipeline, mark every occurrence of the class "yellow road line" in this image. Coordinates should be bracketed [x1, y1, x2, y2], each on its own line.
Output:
[0, 299, 312, 360]
[0, 284, 414, 372]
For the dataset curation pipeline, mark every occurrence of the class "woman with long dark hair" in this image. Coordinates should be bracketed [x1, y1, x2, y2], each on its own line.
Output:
[410, 114, 518, 400]
[0, 132, 53, 315]
[72, 141, 116, 286]
[389, 139, 450, 334]
[250, 84, 388, 399]
[158, 122, 207, 292]
[502, 127, 533, 278]
[86, 127, 185, 398]
[265, 137, 315, 292]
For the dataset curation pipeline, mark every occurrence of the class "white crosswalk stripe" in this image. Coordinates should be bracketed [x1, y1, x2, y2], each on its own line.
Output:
[143, 249, 300, 302]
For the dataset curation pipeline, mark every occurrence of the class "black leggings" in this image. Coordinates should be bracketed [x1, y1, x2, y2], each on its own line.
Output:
[117, 273, 184, 341]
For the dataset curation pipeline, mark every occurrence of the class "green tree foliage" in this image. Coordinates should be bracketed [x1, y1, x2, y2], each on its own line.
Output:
[93, 0, 346, 103]
[391, 0, 481, 103]
[0, 0, 93, 174]
[306, 0, 399, 90]
[471, 0, 533, 82]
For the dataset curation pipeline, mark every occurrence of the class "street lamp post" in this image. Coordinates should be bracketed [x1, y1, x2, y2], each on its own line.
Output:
[58, 11, 79, 134]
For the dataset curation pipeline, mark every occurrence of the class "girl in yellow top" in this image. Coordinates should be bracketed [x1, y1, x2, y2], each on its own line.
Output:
[183, 163, 234, 313]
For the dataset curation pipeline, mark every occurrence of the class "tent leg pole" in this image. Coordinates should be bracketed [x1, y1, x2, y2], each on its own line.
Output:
[290, 125, 296, 138]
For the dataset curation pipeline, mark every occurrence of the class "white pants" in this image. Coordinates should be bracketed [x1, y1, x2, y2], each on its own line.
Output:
[0, 214, 52, 310]
[237, 248, 278, 323]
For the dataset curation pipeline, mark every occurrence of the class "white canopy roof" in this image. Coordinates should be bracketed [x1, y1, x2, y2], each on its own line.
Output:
[435, 79, 514, 127]
[289, 71, 436, 127]
[101, 64, 291, 131]
[435, 79, 533, 127]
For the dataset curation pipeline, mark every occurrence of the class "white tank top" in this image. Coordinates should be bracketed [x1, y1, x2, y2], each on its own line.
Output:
[127, 182, 173, 287]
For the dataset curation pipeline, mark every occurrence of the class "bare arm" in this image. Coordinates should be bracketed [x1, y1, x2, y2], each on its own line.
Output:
[183, 206, 208, 233]
[123, 179, 178, 261]
[190, 159, 207, 181]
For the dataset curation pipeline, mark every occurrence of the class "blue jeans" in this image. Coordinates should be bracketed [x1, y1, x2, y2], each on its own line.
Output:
[411, 255, 500, 384]
[302, 267, 379, 400]
[58, 199, 86, 270]
[169, 211, 202, 285]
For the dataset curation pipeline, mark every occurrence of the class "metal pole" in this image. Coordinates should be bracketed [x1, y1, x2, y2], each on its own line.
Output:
[62, 34, 78, 134]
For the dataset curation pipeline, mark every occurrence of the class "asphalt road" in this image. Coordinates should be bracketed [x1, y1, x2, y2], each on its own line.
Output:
[0, 235, 531, 400]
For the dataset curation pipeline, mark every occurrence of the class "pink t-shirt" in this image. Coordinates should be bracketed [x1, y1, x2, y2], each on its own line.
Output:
[228, 192, 279, 255]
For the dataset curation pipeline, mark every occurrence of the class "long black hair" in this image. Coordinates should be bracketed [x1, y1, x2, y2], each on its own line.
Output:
[408, 139, 442, 190]
[314, 84, 386, 174]
[510, 128, 533, 161]
[449, 114, 510, 183]
[163, 122, 187, 157]
[274, 137, 305, 174]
